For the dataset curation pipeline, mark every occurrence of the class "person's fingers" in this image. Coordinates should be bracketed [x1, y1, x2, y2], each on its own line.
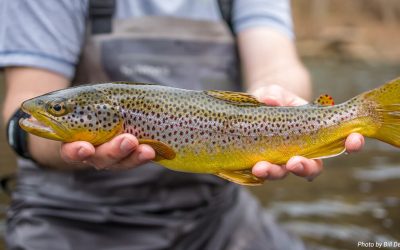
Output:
[260, 96, 283, 106]
[251, 85, 283, 106]
[288, 96, 308, 106]
[286, 156, 323, 181]
[250, 84, 308, 106]
[60, 134, 156, 170]
[60, 141, 95, 163]
[345, 133, 365, 153]
[117, 144, 156, 170]
[252, 161, 288, 180]
[86, 134, 138, 169]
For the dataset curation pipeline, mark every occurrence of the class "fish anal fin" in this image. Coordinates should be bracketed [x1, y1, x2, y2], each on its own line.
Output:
[215, 170, 264, 186]
[313, 94, 335, 106]
[206, 90, 263, 106]
[139, 139, 176, 160]
[301, 138, 346, 160]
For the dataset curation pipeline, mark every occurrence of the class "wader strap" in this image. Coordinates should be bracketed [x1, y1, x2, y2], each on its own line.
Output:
[88, 0, 233, 35]
[89, 0, 115, 34]
[217, 0, 234, 34]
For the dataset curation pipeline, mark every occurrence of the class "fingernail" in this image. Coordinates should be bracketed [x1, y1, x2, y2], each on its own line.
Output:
[78, 147, 89, 159]
[260, 171, 269, 179]
[137, 150, 149, 162]
[120, 138, 134, 153]
[254, 168, 268, 178]
[291, 163, 304, 172]
[263, 95, 276, 101]
[264, 95, 282, 105]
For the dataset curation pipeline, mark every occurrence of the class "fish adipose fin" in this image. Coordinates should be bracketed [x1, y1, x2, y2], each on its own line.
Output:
[313, 94, 335, 106]
[362, 78, 400, 147]
[205, 90, 264, 106]
[139, 139, 176, 160]
[215, 170, 264, 186]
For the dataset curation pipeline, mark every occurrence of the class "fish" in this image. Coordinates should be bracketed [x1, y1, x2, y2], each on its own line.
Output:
[19, 78, 400, 185]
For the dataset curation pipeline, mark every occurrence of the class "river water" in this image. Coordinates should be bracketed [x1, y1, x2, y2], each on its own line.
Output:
[0, 58, 399, 249]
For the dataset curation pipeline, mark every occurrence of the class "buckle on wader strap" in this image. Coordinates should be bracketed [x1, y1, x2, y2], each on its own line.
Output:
[89, 0, 115, 34]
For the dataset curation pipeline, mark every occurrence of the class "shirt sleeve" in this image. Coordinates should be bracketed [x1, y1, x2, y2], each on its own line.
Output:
[232, 0, 294, 39]
[0, 0, 87, 79]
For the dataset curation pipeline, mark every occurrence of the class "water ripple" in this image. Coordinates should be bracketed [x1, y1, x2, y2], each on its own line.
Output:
[354, 165, 400, 182]
[282, 221, 395, 243]
[268, 200, 383, 218]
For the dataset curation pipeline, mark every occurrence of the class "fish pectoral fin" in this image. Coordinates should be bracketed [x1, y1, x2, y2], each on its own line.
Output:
[215, 170, 265, 186]
[313, 94, 335, 106]
[205, 90, 264, 106]
[138, 139, 176, 160]
[301, 138, 346, 160]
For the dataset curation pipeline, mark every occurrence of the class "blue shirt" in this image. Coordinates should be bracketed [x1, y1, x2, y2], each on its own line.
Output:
[0, 0, 293, 79]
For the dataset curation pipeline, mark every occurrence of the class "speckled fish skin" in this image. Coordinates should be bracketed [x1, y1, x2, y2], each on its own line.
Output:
[19, 79, 400, 185]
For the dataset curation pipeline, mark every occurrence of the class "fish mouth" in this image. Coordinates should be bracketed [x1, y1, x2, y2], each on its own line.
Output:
[19, 106, 67, 141]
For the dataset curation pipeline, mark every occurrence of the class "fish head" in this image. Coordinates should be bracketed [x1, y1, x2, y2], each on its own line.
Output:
[19, 86, 124, 145]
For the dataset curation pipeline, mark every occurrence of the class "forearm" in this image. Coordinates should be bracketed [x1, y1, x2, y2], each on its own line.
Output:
[3, 67, 87, 170]
[238, 27, 311, 100]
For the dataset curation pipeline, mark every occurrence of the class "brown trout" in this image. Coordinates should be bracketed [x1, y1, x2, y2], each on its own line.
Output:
[19, 79, 400, 185]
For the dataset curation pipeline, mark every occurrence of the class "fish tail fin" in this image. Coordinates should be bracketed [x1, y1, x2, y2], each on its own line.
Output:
[360, 77, 400, 147]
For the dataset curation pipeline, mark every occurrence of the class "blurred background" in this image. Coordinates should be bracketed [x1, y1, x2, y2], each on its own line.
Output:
[0, 1, 399, 249]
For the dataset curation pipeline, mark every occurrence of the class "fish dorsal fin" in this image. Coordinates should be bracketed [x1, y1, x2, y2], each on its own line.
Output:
[112, 81, 158, 86]
[313, 94, 335, 106]
[215, 170, 265, 186]
[139, 139, 176, 160]
[205, 90, 263, 106]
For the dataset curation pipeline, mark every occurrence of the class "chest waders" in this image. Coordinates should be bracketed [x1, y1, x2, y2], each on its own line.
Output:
[6, 1, 306, 249]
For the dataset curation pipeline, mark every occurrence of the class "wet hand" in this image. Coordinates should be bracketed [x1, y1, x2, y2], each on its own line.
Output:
[60, 133, 156, 170]
[249, 85, 365, 181]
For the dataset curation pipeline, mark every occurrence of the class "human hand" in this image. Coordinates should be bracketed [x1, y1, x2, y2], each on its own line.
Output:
[60, 133, 156, 170]
[249, 84, 365, 181]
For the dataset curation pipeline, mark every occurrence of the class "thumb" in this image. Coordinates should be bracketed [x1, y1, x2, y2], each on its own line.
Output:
[251, 87, 283, 106]
[259, 95, 283, 106]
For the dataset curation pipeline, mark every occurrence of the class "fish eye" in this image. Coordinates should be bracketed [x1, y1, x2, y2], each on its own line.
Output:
[53, 104, 62, 111]
[47, 100, 69, 116]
